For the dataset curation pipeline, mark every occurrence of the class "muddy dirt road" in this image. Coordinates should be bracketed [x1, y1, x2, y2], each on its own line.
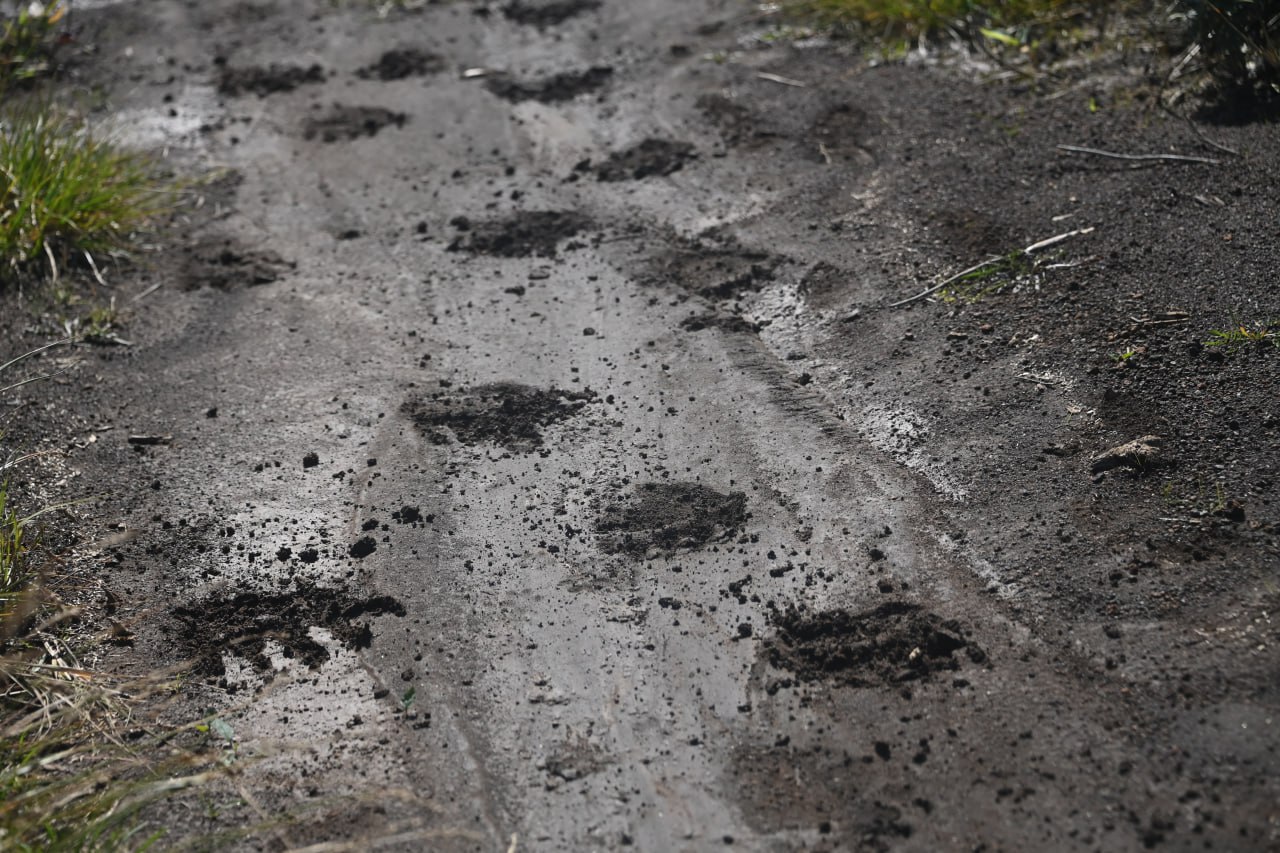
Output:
[22, 0, 1280, 849]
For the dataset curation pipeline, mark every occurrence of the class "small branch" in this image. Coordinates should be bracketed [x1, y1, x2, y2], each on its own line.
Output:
[887, 257, 999, 308]
[1056, 144, 1219, 165]
[757, 72, 807, 88]
[889, 227, 1094, 309]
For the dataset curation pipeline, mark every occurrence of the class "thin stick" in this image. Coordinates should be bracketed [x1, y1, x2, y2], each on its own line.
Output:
[0, 339, 70, 375]
[757, 72, 806, 87]
[889, 226, 1094, 308]
[887, 256, 1001, 308]
[1056, 144, 1219, 165]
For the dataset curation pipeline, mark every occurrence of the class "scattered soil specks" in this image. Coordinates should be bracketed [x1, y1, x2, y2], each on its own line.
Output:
[447, 211, 592, 257]
[596, 138, 696, 182]
[764, 602, 982, 688]
[485, 66, 613, 103]
[403, 383, 597, 450]
[179, 238, 294, 290]
[596, 482, 748, 556]
[169, 582, 406, 681]
[502, 0, 600, 27]
[356, 48, 445, 81]
[303, 105, 408, 142]
[217, 63, 325, 96]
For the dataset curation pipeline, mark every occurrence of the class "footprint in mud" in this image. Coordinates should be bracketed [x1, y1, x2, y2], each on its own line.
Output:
[594, 138, 696, 182]
[595, 482, 749, 557]
[402, 383, 597, 451]
[446, 211, 592, 257]
[644, 238, 781, 301]
[169, 582, 406, 682]
[484, 66, 613, 104]
[356, 48, 446, 81]
[217, 62, 325, 97]
[763, 601, 985, 689]
[502, 0, 600, 27]
[303, 105, 408, 142]
[179, 237, 294, 290]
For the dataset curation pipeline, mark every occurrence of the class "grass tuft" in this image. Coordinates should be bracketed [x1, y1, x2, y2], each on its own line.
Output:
[0, 1, 67, 94]
[1, 106, 168, 282]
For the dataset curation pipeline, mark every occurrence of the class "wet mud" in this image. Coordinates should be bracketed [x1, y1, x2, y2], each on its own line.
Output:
[595, 482, 749, 556]
[402, 383, 597, 450]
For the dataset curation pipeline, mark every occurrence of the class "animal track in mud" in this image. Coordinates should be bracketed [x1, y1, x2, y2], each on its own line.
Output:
[402, 383, 597, 450]
[595, 482, 749, 557]
[501, 0, 600, 27]
[169, 582, 406, 682]
[645, 239, 781, 301]
[356, 48, 445, 81]
[303, 105, 408, 142]
[446, 211, 592, 257]
[763, 601, 984, 689]
[217, 63, 325, 97]
[595, 139, 696, 182]
[484, 66, 613, 104]
[179, 238, 294, 290]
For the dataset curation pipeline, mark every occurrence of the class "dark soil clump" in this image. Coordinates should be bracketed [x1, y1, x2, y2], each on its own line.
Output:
[764, 602, 982, 688]
[501, 0, 600, 27]
[679, 312, 759, 333]
[596, 138, 696, 182]
[217, 63, 325, 96]
[303, 105, 408, 142]
[356, 48, 445, 81]
[403, 382, 597, 450]
[179, 238, 294, 290]
[169, 582, 406, 681]
[596, 482, 748, 556]
[647, 241, 780, 301]
[447, 211, 592, 257]
[485, 66, 613, 103]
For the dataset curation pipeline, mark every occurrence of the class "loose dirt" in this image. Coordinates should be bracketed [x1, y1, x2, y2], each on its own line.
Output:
[595, 138, 697, 182]
[217, 62, 325, 96]
[170, 582, 406, 681]
[484, 66, 613, 103]
[302, 104, 408, 141]
[446, 210, 593, 257]
[763, 601, 982, 689]
[5, 0, 1277, 849]
[402, 383, 597, 450]
[595, 482, 749, 556]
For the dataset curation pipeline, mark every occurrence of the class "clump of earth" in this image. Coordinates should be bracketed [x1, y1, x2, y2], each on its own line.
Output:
[402, 382, 597, 450]
[763, 601, 983, 688]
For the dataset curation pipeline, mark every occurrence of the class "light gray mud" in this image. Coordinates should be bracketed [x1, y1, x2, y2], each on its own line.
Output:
[47, 0, 1280, 849]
